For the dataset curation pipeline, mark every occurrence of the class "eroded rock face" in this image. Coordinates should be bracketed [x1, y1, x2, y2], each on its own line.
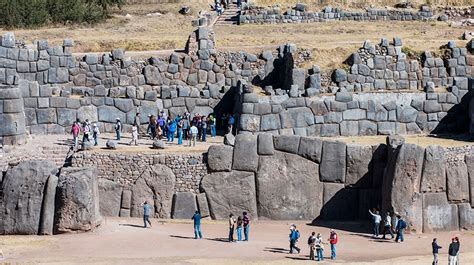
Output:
[420, 145, 446, 193]
[0, 160, 58, 235]
[345, 145, 372, 188]
[320, 141, 346, 183]
[98, 179, 123, 217]
[446, 160, 470, 203]
[207, 145, 233, 172]
[422, 193, 458, 232]
[257, 151, 322, 220]
[172, 192, 197, 219]
[232, 134, 258, 172]
[200, 171, 258, 220]
[55, 167, 101, 233]
[130, 165, 175, 218]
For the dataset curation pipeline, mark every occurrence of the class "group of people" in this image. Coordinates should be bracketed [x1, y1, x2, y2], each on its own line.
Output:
[71, 119, 100, 150]
[287, 225, 338, 261]
[227, 212, 251, 242]
[432, 237, 461, 265]
[368, 209, 407, 242]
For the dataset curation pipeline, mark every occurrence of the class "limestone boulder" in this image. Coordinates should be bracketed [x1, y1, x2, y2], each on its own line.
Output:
[446, 161, 470, 203]
[200, 171, 258, 220]
[320, 141, 346, 183]
[172, 192, 197, 219]
[346, 145, 372, 188]
[130, 165, 175, 218]
[0, 160, 58, 235]
[56, 167, 101, 233]
[420, 145, 446, 192]
[257, 152, 323, 220]
[232, 134, 258, 172]
[98, 179, 123, 217]
[207, 145, 233, 172]
[422, 193, 459, 232]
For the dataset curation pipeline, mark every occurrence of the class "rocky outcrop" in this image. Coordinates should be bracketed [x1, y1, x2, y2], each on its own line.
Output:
[55, 167, 101, 233]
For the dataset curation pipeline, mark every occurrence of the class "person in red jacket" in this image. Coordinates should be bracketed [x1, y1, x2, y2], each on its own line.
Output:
[328, 229, 338, 260]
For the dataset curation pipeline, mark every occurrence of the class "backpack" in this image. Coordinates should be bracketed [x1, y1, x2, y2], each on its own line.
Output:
[399, 220, 407, 229]
[307, 236, 315, 245]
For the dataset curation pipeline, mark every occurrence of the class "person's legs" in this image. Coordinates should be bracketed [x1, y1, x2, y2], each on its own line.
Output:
[375, 223, 379, 237]
[94, 136, 98, 146]
[192, 134, 196, 146]
[289, 240, 294, 254]
[178, 130, 182, 145]
[194, 225, 198, 239]
[331, 243, 336, 259]
[237, 227, 242, 241]
[198, 224, 202, 238]
[433, 253, 438, 265]
[400, 229, 404, 242]
[244, 225, 249, 241]
[310, 247, 315, 260]
[317, 249, 323, 261]
[202, 130, 207, 142]
[143, 215, 148, 228]
[228, 227, 233, 242]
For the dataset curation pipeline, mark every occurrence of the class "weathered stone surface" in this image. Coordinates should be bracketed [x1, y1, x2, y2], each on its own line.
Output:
[196, 193, 210, 218]
[446, 161, 470, 203]
[297, 137, 322, 163]
[321, 183, 359, 220]
[280, 107, 314, 128]
[172, 192, 197, 219]
[207, 145, 233, 172]
[257, 152, 322, 220]
[320, 141, 346, 183]
[258, 133, 274, 155]
[420, 145, 446, 192]
[98, 105, 125, 123]
[121, 190, 132, 209]
[56, 167, 101, 233]
[0, 160, 58, 235]
[239, 114, 260, 132]
[466, 152, 474, 207]
[106, 140, 118, 149]
[346, 145, 372, 188]
[422, 193, 459, 232]
[130, 165, 175, 218]
[224, 133, 235, 146]
[201, 171, 258, 220]
[458, 203, 474, 230]
[382, 143, 424, 233]
[77, 105, 98, 122]
[232, 134, 258, 172]
[98, 179, 122, 217]
[39, 175, 58, 235]
[152, 140, 165, 149]
[260, 113, 281, 131]
[372, 144, 387, 188]
[273, 135, 300, 154]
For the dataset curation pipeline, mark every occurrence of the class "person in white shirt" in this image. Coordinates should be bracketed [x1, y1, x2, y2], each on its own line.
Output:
[130, 126, 138, 146]
[382, 212, 394, 239]
[188, 124, 198, 147]
[369, 209, 382, 238]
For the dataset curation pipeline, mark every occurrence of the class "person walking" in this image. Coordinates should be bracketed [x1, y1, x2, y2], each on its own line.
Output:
[177, 118, 184, 145]
[201, 116, 208, 142]
[81, 120, 91, 149]
[236, 216, 243, 242]
[382, 212, 394, 239]
[432, 238, 442, 265]
[395, 215, 406, 243]
[228, 214, 235, 242]
[308, 232, 316, 260]
[167, 119, 177, 143]
[448, 237, 459, 265]
[134, 112, 141, 137]
[192, 211, 203, 239]
[92, 123, 100, 146]
[115, 118, 122, 140]
[188, 123, 198, 147]
[209, 114, 217, 138]
[328, 229, 338, 260]
[228, 114, 235, 134]
[369, 209, 382, 238]
[243, 211, 250, 241]
[148, 115, 157, 140]
[182, 114, 190, 140]
[143, 201, 152, 228]
[71, 120, 80, 150]
[130, 125, 138, 146]
[315, 233, 324, 261]
[289, 226, 301, 254]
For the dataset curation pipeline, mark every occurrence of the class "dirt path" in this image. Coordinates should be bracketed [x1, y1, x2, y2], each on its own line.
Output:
[1, 219, 473, 264]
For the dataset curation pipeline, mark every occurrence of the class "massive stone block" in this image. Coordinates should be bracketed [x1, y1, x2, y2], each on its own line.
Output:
[466, 152, 474, 207]
[77, 105, 98, 122]
[422, 193, 459, 232]
[321, 183, 359, 220]
[346, 145, 372, 188]
[446, 161, 470, 203]
[280, 107, 314, 128]
[232, 134, 258, 172]
[172, 192, 197, 219]
[420, 145, 446, 193]
[458, 203, 474, 230]
[297, 137, 323, 163]
[39, 175, 58, 235]
[200, 171, 258, 220]
[207, 145, 233, 172]
[258, 133, 274, 155]
[257, 152, 322, 220]
[196, 193, 210, 218]
[130, 165, 175, 218]
[98, 179, 123, 217]
[0, 160, 58, 235]
[56, 167, 101, 233]
[273, 135, 300, 154]
[320, 141, 346, 183]
[371, 144, 387, 188]
[98, 105, 125, 123]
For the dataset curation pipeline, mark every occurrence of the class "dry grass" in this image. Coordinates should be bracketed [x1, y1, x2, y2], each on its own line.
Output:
[253, 0, 473, 9]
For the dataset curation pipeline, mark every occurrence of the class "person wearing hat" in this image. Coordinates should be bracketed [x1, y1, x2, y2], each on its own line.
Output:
[134, 113, 141, 138]
[115, 118, 122, 140]
[92, 123, 100, 146]
[328, 229, 338, 260]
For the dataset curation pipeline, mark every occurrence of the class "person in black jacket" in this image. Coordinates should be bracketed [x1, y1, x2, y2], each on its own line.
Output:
[448, 237, 460, 265]
[431, 238, 442, 265]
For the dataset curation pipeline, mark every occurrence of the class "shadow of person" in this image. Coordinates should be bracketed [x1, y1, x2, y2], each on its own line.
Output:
[169, 235, 196, 240]
[119, 224, 146, 228]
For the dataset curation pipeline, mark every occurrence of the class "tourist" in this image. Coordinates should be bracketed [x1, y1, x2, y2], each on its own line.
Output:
[148, 115, 157, 140]
[315, 233, 324, 261]
[237, 0, 242, 9]
[289, 225, 301, 254]
[71, 119, 80, 150]
[189, 123, 198, 147]
[236, 216, 243, 242]
[382, 211, 394, 239]
[92, 123, 100, 146]
[182, 114, 190, 140]
[228, 114, 235, 134]
[130, 125, 138, 146]
[448, 237, 459, 265]
[167, 119, 176, 143]
[369, 209, 381, 238]
[81, 120, 91, 148]
[196, 115, 202, 141]
[177, 117, 184, 145]
[432, 238, 442, 265]
[307, 232, 316, 260]
[243, 211, 250, 241]
[209, 114, 216, 137]
[192, 211, 202, 239]
[158, 115, 165, 138]
[115, 118, 122, 140]
[228, 213, 235, 242]
[328, 229, 338, 260]
[134, 112, 141, 137]
[143, 201, 152, 228]
[455, 237, 460, 264]
[395, 215, 406, 243]
[201, 116, 207, 142]
[216, 2, 223, 15]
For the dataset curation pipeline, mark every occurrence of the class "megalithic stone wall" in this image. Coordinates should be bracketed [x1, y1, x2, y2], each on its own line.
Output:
[0, 86, 26, 145]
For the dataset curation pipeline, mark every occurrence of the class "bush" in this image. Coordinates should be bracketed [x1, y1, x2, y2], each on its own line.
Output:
[0, 0, 124, 28]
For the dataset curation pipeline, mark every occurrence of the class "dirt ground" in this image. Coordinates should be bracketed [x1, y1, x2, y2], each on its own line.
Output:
[1, 218, 473, 264]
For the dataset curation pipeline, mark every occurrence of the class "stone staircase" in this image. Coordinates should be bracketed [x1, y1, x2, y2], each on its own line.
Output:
[215, 4, 240, 25]
[41, 145, 74, 168]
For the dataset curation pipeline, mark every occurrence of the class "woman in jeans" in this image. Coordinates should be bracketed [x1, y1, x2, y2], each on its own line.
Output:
[236, 216, 243, 241]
